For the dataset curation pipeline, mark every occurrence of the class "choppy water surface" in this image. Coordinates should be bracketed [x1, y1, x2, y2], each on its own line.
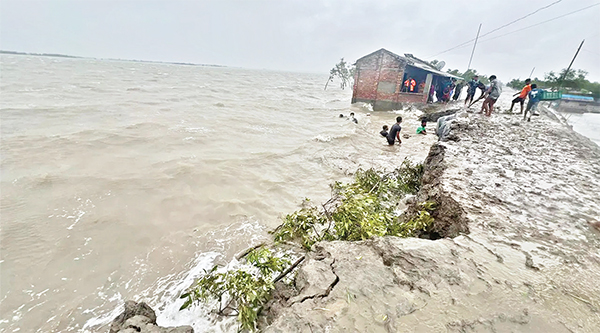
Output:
[566, 112, 600, 146]
[0, 55, 435, 332]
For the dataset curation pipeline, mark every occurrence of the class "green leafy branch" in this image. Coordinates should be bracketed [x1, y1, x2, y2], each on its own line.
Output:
[180, 247, 290, 331]
[271, 159, 427, 248]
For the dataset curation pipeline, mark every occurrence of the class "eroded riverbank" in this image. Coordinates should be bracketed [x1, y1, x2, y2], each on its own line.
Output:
[105, 97, 600, 333]
[262, 104, 600, 332]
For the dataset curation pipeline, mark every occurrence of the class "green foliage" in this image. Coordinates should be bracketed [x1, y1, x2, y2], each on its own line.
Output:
[271, 159, 426, 247]
[246, 247, 290, 276]
[272, 204, 326, 250]
[325, 58, 355, 90]
[390, 201, 437, 237]
[508, 68, 599, 99]
[444, 68, 489, 85]
[507, 78, 524, 90]
[396, 159, 425, 195]
[180, 247, 290, 331]
[181, 160, 429, 330]
[329, 184, 392, 241]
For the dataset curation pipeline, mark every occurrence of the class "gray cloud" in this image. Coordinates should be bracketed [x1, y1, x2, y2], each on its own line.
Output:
[1, 0, 599, 81]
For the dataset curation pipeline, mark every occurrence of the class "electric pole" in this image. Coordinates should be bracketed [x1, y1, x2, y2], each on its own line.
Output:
[467, 24, 482, 72]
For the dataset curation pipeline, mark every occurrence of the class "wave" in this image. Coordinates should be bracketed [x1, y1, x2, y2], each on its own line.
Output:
[81, 219, 267, 332]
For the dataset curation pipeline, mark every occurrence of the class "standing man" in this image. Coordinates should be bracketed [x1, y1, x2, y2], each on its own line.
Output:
[464, 75, 479, 105]
[509, 78, 532, 114]
[452, 80, 464, 101]
[481, 75, 502, 116]
[524, 84, 543, 121]
[387, 116, 402, 145]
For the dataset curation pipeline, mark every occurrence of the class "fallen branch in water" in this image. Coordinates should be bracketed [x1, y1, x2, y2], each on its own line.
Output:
[235, 243, 266, 260]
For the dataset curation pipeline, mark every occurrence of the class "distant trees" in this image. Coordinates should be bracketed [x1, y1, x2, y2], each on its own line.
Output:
[324, 58, 355, 90]
[429, 59, 489, 84]
[445, 68, 489, 84]
[507, 68, 600, 99]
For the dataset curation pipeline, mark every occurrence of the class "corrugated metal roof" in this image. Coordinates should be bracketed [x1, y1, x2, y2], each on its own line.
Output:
[405, 63, 462, 79]
[355, 48, 461, 79]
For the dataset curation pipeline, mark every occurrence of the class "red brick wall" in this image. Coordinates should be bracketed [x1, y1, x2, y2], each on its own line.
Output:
[352, 51, 405, 104]
[397, 92, 427, 104]
[352, 50, 427, 108]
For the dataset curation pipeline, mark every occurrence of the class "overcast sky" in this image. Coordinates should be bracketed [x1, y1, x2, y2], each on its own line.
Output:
[2, 0, 600, 82]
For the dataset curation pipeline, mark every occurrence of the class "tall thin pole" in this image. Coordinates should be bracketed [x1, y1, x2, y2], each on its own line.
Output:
[467, 24, 482, 71]
[528, 67, 535, 79]
[553, 39, 584, 109]
[558, 39, 585, 90]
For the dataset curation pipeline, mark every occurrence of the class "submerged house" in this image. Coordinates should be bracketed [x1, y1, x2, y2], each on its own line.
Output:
[351, 48, 460, 111]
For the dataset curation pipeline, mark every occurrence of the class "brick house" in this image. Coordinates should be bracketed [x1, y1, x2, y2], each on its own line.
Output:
[351, 48, 460, 111]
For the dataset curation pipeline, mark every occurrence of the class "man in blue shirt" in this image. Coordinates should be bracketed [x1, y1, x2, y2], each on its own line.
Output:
[524, 84, 543, 121]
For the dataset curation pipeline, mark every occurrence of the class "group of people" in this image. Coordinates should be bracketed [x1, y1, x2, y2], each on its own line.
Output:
[463, 75, 543, 120]
[462, 74, 502, 116]
[339, 112, 358, 124]
[379, 117, 427, 146]
[354, 74, 545, 148]
[508, 78, 544, 121]
[402, 77, 428, 94]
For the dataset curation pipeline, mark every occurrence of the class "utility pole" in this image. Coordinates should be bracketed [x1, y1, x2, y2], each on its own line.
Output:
[552, 39, 584, 109]
[467, 24, 482, 72]
[558, 39, 584, 90]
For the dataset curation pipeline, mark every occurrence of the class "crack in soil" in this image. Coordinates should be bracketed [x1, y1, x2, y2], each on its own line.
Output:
[294, 259, 340, 305]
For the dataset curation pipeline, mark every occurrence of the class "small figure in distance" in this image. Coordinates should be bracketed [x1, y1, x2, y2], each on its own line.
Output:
[386, 116, 402, 145]
[380, 125, 389, 137]
[417, 120, 427, 135]
[509, 78, 532, 114]
[464, 75, 479, 106]
[349, 112, 358, 124]
[524, 84, 543, 122]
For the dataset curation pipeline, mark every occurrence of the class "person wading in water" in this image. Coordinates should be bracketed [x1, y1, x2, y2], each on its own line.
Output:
[386, 116, 402, 145]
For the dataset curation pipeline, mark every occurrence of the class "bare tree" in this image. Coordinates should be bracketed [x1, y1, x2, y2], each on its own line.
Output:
[325, 58, 354, 90]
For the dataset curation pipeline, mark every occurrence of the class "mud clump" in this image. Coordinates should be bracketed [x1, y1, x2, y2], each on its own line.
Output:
[421, 108, 461, 123]
[400, 143, 469, 239]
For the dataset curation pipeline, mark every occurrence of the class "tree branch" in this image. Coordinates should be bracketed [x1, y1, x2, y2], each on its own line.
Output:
[235, 243, 265, 260]
[273, 255, 306, 283]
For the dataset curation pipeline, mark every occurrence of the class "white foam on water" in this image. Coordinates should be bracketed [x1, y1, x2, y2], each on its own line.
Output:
[81, 219, 268, 333]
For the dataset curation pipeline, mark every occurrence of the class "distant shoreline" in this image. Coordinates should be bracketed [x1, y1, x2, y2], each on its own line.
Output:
[0, 50, 227, 68]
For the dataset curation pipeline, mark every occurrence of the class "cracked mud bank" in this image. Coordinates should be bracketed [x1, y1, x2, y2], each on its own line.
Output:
[263, 103, 600, 332]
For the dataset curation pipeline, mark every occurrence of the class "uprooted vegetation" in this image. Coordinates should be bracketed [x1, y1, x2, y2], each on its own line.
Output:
[271, 159, 427, 250]
[180, 151, 469, 331]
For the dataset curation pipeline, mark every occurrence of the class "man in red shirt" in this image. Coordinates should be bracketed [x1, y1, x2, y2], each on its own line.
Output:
[509, 78, 531, 114]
